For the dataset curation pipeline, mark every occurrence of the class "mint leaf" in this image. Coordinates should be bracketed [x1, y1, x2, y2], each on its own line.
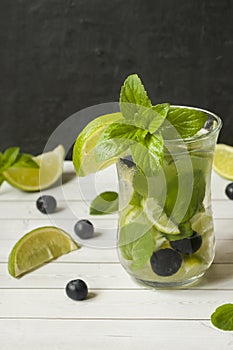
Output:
[119, 222, 154, 268]
[211, 304, 233, 331]
[129, 191, 143, 207]
[134, 103, 170, 133]
[90, 191, 119, 215]
[130, 132, 164, 176]
[131, 230, 154, 270]
[164, 161, 205, 224]
[2, 147, 20, 170]
[13, 154, 39, 169]
[133, 171, 149, 198]
[163, 221, 193, 241]
[0, 174, 4, 187]
[162, 107, 208, 139]
[120, 223, 152, 247]
[148, 104, 170, 133]
[120, 74, 152, 120]
[95, 122, 148, 162]
[0, 152, 3, 168]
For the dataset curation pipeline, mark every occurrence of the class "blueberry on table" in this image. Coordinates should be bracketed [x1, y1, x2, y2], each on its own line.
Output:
[225, 183, 233, 200]
[36, 195, 57, 214]
[74, 220, 94, 239]
[120, 155, 135, 168]
[150, 248, 182, 276]
[170, 232, 202, 255]
[66, 279, 88, 301]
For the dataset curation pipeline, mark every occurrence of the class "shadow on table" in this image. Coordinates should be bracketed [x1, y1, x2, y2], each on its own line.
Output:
[196, 240, 233, 288]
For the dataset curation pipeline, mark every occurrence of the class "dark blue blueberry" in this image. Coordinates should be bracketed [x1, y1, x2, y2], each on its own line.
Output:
[36, 195, 57, 214]
[150, 248, 182, 276]
[170, 232, 202, 255]
[120, 155, 135, 168]
[74, 219, 94, 239]
[225, 183, 233, 200]
[66, 279, 88, 301]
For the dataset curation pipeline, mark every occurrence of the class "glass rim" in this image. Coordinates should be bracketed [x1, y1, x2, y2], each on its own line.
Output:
[164, 105, 222, 143]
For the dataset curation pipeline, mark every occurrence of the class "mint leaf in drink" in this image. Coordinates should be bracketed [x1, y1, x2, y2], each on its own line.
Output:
[120, 222, 152, 247]
[119, 222, 155, 269]
[211, 304, 233, 331]
[12, 154, 39, 169]
[131, 230, 154, 270]
[95, 122, 148, 162]
[129, 191, 143, 207]
[133, 171, 149, 198]
[130, 132, 164, 176]
[120, 74, 152, 120]
[90, 191, 119, 215]
[162, 107, 208, 139]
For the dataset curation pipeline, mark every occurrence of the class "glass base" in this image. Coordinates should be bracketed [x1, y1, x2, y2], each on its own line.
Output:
[133, 272, 205, 290]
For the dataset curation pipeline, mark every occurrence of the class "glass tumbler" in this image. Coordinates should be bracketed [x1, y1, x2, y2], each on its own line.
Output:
[117, 107, 222, 289]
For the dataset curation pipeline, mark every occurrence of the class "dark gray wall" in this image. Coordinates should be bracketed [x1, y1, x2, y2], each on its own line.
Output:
[0, 0, 232, 158]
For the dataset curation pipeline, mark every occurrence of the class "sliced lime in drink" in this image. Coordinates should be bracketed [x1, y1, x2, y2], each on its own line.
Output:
[8, 226, 79, 277]
[143, 197, 180, 235]
[191, 211, 213, 235]
[73, 112, 123, 176]
[3, 145, 65, 192]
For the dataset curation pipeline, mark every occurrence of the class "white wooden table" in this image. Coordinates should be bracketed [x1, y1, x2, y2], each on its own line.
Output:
[0, 161, 233, 350]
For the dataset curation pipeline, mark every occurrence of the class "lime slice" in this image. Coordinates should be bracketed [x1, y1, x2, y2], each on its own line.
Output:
[3, 145, 65, 191]
[8, 226, 79, 277]
[73, 112, 123, 176]
[191, 211, 213, 235]
[143, 198, 180, 235]
[213, 144, 233, 180]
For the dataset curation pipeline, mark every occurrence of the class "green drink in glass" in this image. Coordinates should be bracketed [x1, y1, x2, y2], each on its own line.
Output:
[73, 74, 222, 289]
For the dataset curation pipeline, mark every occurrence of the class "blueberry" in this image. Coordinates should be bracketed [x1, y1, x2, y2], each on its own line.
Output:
[225, 183, 233, 200]
[170, 232, 202, 255]
[74, 220, 94, 239]
[66, 279, 88, 301]
[120, 155, 135, 168]
[150, 248, 182, 276]
[36, 195, 57, 214]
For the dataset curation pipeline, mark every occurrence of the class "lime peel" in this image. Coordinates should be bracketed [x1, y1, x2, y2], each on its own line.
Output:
[213, 143, 233, 180]
[3, 145, 65, 192]
[73, 112, 123, 176]
[8, 226, 79, 278]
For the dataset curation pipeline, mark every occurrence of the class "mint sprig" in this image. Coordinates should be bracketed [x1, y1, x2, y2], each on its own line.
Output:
[95, 123, 163, 176]
[0, 147, 39, 187]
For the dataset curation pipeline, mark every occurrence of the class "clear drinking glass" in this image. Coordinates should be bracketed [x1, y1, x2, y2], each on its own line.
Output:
[117, 107, 222, 289]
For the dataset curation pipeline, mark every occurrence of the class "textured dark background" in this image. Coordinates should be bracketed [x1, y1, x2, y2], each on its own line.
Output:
[0, 0, 232, 158]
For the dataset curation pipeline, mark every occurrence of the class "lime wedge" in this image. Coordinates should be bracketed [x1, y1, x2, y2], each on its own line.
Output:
[3, 145, 65, 191]
[73, 112, 123, 176]
[8, 226, 79, 277]
[213, 144, 233, 180]
[143, 198, 180, 235]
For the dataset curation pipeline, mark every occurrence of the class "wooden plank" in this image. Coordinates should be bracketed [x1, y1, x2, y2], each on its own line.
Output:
[1, 263, 233, 290]
[0, 201, 118, 219]
[0, 162, 229, 201]
[0, 218, 231, 240]
[0, 198, 231, 219]
[0, 239, 233, 263]
[0, 288, 232, 319]
[0, 319, 231, 350]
